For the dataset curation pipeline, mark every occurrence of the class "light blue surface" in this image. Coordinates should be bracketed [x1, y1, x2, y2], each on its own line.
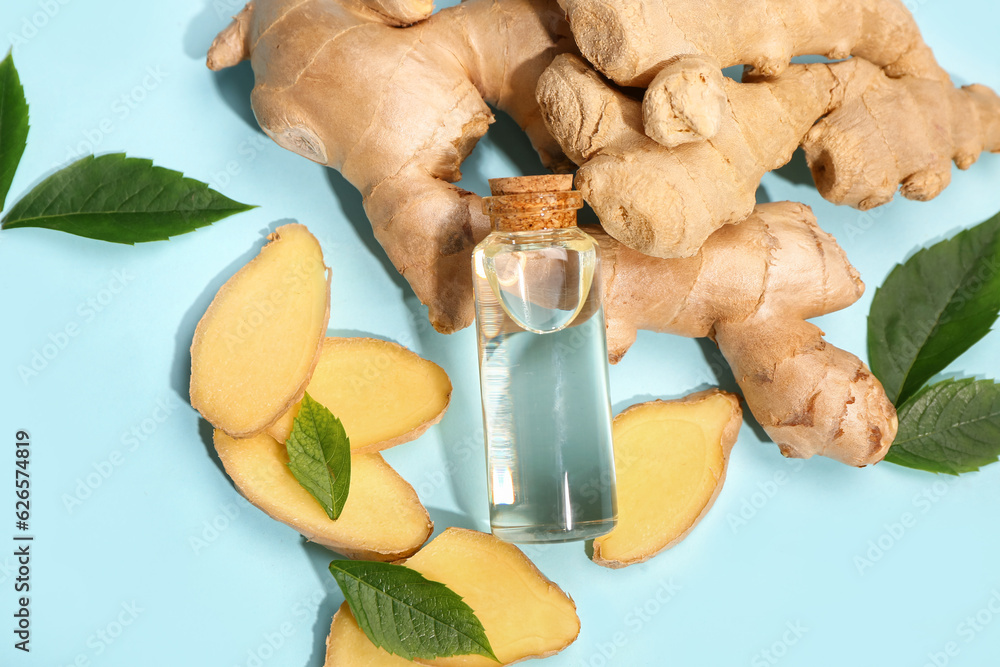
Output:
[1, 1, 999, 665]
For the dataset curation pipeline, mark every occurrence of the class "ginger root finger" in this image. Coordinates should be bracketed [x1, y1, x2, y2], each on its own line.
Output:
[214, 432, 433, 560]
[206, 3, 252, 71]
[558, 0, 947, 87]
[642, 54, 729, 148]
[267, 337, 452, 452]
[190, 224, 330, 438]
[715, 318, 896, 466]
[594, 389, 741, 568]
[800, 59, 1000, 210]
[597, 201, 897, 467]
[324, 528, 580, 666]
[537, 53, 839, 258]
[362, 167, 490, 333]
[360, 0, 435, 26]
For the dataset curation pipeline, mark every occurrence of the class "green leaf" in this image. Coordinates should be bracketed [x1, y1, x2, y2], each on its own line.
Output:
[328, 560, 498, 662]
[285, 393, 351, 520]
[868, 212, 1000, 405]
[1, 153, 255, 243]
[885, 378, 1000, 475]
[0, 50, 29, 212]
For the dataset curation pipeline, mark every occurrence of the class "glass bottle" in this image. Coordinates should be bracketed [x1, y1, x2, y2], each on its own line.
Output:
[472, 175, 617, 544]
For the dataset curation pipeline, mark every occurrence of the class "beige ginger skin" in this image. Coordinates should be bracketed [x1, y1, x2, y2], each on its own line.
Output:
[596, 201, 897, 466]
[557, 0, 951, 87]
[594, 389, 744, 568]
[537, 54, 1000, 258]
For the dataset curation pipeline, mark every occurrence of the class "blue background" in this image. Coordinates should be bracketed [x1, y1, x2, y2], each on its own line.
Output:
[1, 1, 999, 665]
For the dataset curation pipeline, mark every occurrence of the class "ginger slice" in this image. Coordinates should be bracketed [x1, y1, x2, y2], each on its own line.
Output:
[593, 389, 742, 568]
[407, 529, 579, 666]
[324, 528, 580, 666]
[190, 224, 330, 438]
[267, 337, 452, 452]
[214, 431, 432, 560]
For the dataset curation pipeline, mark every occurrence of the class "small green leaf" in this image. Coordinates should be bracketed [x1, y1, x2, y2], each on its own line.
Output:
[868, 212, 1000, 406]
[885, 378, 1000, 475]
[1, 153, 255, 243]
[285, 393, 351, 520]
[329, 559, 498, 662]
[0, 50, 29, 212]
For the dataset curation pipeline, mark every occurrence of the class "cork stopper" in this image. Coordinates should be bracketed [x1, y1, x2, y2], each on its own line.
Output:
[483, 175, 582, 232]
[489, 174, 573, 196]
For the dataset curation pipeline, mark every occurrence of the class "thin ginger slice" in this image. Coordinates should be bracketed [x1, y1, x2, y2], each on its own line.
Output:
[324, 528, 580, 666]
[214, 431, 432, 560]
[268, 337, 452, 452]
[191, 224, 330, 438]
[593, 389, 742, 568]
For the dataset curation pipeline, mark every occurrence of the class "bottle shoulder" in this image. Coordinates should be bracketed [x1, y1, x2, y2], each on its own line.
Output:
[475, 227, 599, 254]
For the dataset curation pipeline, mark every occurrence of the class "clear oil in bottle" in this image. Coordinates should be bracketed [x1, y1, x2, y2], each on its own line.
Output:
[473, 175, 617, 544]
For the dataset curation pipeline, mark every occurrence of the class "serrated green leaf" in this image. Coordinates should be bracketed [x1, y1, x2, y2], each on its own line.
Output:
[0, 50, 29, 212]
[285, 393, 351, 520]
[868, 213, 1000, 406]
[1, 153, 255, 243]
[885, 378, 1000, 474]
[329, 560, 498, 662]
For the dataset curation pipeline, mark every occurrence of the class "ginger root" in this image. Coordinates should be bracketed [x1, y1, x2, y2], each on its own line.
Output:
[799, 62, 1000, 210]
[190, 224, 330, 438]
[268, 337, 452, 452]
[537, 54, 1000, 258]
[557, 0, 948, 87]
[594, 390, 741, 568]
[215, 431, 433, 560]
[324, 528, 580, 666]
[597, 202, 897, 467]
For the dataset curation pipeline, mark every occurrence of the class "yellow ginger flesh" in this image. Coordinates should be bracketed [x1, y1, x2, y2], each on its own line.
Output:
[190, 224, 330, 437]
[268, 337, 452, 452]
[324, 528, 580, 665]
[215, 431, 432, 560]
[594, 390, 741, 568]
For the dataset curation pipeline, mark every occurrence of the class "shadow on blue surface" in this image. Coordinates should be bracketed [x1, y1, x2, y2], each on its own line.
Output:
[696, 338, 770, 442]
[197, 416, 227, 479]
[302, 540, 347, 667]
[212, 61, 260, 131]
[460, 106, 551, 196]
[772, 147, 815, 189]
[184, 0, 232, 60]
[324, 169, 411, 293]
[186, 0, 262, 131]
